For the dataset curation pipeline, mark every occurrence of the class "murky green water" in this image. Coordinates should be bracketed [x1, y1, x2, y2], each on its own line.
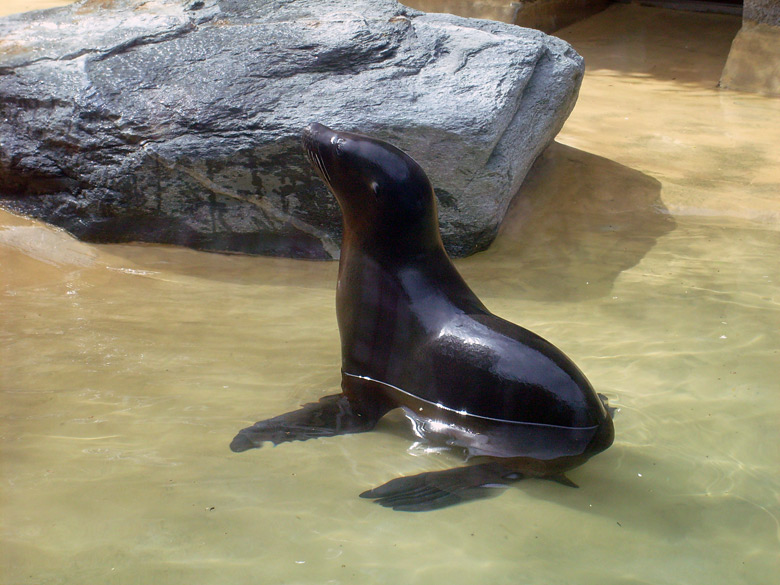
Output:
[2, 3, 779, 584]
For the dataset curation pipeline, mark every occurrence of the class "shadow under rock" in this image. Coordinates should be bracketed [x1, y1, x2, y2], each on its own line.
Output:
[467, 142, 675, 302]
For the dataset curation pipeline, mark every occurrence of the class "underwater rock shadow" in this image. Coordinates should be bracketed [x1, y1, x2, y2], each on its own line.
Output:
[467, 142, 675, 302]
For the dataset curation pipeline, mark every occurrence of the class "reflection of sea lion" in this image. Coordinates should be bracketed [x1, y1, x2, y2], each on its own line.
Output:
[231, 123, 614, 511]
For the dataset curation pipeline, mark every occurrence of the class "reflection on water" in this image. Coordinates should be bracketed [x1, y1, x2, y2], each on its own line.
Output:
[2, 2, 779, 585]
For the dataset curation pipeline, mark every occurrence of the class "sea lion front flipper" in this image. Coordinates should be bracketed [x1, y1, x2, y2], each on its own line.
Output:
[230, 394, 380, 452]
[360, 462, 524, 512]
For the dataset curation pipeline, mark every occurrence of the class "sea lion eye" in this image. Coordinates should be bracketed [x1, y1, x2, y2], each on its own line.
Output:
[331, 136, 346, 155]
[369, 181, 379, 197]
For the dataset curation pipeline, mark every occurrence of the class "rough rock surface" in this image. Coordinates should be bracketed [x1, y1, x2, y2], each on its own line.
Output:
[744, 0, 780, 26]
[0, 0, 584, 259]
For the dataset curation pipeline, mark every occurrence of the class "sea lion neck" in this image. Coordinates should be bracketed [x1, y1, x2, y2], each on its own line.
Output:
[339, 207, 444, 261]
[337, 233, 486, 318]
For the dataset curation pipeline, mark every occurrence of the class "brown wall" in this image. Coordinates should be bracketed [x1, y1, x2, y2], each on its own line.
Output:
[401, 0, 610, 31]
[513, 0, 610, 33]
[400, 0, 518, 23]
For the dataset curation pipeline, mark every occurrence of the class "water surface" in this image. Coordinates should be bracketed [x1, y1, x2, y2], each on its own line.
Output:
[2, 3, 779, 584]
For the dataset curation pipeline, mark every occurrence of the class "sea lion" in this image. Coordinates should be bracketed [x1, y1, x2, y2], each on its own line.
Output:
[230, 123, 614, 511]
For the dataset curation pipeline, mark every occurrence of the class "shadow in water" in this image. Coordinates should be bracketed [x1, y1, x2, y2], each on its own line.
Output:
[466, 142, 675, 302]
[0, 208, 339, 291]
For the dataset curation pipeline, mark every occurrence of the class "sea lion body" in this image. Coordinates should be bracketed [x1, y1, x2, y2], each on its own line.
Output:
[231, 123, 614, 510]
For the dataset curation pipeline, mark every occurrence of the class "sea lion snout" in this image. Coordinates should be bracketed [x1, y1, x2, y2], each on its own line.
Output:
[302, 123, 336, 187]
[301, 122, 331, 148]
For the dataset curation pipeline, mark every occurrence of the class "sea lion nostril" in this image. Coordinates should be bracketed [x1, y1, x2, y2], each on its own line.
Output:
[301, 124, 320, 153]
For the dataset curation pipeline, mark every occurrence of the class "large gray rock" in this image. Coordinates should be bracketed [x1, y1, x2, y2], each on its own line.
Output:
[0, 0, 583, 259]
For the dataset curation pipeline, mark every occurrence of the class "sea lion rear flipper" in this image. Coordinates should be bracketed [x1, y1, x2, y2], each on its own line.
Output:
[597, 393, 617, 417]
[230, 394, 380, 452]
[543, 473, 579, 488]
[359, 462, 524, 512]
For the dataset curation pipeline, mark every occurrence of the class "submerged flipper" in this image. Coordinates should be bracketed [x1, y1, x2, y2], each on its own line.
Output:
[230, 394, 379, 452]
[360, 462, 525, 512]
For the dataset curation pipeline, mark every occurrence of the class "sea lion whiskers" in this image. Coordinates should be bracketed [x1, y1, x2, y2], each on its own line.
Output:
[306, 146, 331, 185]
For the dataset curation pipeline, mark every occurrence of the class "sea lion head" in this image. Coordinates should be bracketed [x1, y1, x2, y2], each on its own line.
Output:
[302, 123, 440, 251]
